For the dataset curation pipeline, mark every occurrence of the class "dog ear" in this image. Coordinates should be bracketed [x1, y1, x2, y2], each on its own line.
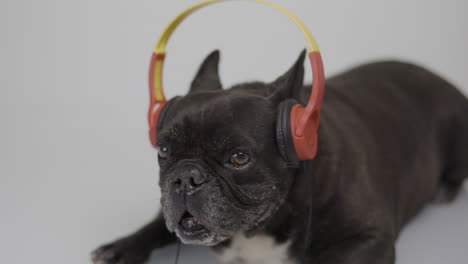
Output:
[268, 50, 306, 104]
[189, 50, 223, 93]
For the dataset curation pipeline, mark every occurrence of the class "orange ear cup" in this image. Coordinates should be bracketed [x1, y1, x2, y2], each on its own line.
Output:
[148, 101, 167, 148]
[289, 105, 320, 160]
[148, 52, 167, 148]
[289, 52, 325, 160]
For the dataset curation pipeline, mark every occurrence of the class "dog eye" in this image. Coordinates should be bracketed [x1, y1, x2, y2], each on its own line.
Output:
[230, 152, 250, 166]
[157, 144, 169, 159]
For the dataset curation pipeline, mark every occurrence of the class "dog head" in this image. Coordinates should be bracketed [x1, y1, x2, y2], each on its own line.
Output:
[157, 50, 306, 245]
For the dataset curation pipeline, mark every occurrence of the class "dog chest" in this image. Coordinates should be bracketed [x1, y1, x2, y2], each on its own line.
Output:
[213, 233, 295, 264]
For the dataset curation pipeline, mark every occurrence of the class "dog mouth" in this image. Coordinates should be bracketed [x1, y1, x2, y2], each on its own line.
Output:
[178, 211, 209, 235]
[175, 210, 227, 245]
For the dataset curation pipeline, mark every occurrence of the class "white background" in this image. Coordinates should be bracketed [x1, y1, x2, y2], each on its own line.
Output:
[1, 0, 467, 263]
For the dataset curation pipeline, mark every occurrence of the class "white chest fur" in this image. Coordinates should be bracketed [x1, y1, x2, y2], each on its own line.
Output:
[214, 233, 295, 264]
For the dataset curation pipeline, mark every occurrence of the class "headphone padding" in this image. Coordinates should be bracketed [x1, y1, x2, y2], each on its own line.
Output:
[276, 99, 300, 167]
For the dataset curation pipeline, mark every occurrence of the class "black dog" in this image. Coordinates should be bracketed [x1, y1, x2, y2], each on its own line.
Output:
[92, 50, 468, 264]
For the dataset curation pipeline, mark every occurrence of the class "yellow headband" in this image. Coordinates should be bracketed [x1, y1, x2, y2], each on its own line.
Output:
[150, 0, 321, 102]
[154, 0, 320, 55]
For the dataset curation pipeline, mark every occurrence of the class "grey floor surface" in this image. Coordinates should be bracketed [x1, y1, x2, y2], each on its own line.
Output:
[148, 186, 468, 264]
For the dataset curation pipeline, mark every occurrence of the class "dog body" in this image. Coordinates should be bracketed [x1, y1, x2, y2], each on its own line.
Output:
[92, 51, 468, 264]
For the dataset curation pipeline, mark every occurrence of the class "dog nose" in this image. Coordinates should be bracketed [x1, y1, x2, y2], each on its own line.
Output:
[174, 167, 205, 194]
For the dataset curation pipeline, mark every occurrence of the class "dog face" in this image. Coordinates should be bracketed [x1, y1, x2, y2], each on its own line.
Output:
[157, 50, 306, 246]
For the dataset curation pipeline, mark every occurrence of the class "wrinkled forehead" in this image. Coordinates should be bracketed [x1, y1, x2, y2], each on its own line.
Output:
[158, 92, 275, 150]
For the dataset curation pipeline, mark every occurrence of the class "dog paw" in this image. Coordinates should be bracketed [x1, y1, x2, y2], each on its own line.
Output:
[91, 240, 150, 264]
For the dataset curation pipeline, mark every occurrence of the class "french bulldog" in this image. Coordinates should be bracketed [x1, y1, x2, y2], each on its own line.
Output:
[91, 50, 468, 264]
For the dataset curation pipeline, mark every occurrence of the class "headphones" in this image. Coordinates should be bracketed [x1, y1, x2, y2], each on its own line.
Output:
[148, 0, 325, 166]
